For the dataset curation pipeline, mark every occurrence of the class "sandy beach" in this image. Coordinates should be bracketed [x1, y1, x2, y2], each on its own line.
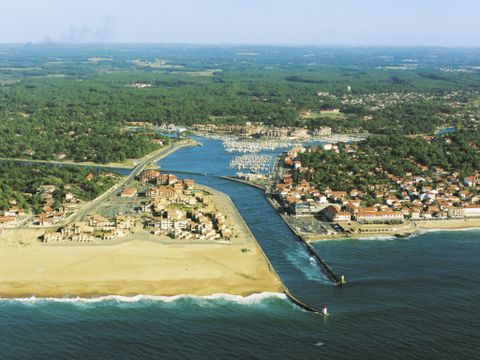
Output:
[304, 218, 480, 241]
[414, 218, 480, 231]
[0, 186, 283, 298]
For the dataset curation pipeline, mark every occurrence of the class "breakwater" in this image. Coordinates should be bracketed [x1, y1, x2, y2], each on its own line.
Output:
[218, 185, 328, 314]
[265, 196, 346, 286]
[221, 175, 345, 286]
[219, 176, 266, 190]
[159, 169, 207, 176]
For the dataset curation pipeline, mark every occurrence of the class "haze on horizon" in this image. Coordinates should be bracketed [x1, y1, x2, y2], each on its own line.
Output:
[1, 0, 479, 47]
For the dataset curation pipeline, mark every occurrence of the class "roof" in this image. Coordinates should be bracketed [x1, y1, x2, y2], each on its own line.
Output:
[121, 187, 137, 196]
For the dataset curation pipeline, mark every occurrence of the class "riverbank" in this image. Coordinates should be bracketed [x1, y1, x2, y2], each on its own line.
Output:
[0, 184, 283, 298]
[218, 175, 480, 241]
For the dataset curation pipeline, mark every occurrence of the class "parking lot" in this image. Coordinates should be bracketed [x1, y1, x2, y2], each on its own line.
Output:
[284, 214, 341, 236]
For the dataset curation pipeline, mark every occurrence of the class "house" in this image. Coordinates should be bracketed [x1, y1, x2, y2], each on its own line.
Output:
[65, 193, 76, 202]
[34, 214, 51, 226]
[89, 215, 113, 229]
[159, 186, 176, 199]
[0, 216, 18, 227]
[329, 191, 348, 202]
[38, 185, 56, 193]
[464, 205, 480, 218]
[43, 232, 64, 242]
[120, 187, 137, 198]
[323, 205, 351, 222]
[184, 179, 195, 189]
[4, 206, 25, 217]
[142, 169, 161, 182]
[463, 176, 476, 187]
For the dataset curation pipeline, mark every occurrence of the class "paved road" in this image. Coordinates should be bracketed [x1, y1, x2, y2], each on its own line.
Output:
[66, 140, 196, 223]
[22, 139, 196, 228]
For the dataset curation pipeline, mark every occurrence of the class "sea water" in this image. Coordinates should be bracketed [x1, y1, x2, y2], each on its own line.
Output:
[1, 137, 479, 359]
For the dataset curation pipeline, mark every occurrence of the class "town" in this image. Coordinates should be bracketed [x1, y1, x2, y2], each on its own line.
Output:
[273, 139, 480, 236]
[41, 170, 234, 244]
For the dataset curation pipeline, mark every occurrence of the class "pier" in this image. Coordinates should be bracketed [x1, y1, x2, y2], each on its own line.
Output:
[221, 175, 345, 286]
[283, 288, 327, 315]
[158, 169, 207, 176]
[222, 138, 302, 153]
[220, 175, 266, 190]
[265, 196, 346, 286]
[222, 187, 330, 315]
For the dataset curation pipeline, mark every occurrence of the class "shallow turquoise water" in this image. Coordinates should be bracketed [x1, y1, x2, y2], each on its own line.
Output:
[1, 137, 479, 359]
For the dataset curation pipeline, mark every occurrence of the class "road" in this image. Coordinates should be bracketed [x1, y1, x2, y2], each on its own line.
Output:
[22, 139, 196, 228]
[66, 139, 197, 223]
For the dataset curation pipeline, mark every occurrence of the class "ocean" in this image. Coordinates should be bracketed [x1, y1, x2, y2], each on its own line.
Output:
[1, 137, 479, 359]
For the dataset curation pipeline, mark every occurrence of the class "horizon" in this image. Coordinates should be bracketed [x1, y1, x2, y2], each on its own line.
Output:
[2, 42, 480, 49]
[1, 0, 479, 46]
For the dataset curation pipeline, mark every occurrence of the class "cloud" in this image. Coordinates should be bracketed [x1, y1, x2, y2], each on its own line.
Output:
[58, 17, 114, 43]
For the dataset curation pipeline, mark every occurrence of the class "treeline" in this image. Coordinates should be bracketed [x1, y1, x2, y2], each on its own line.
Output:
[0, 162, 119, 212]
[0, 54, 479, 164]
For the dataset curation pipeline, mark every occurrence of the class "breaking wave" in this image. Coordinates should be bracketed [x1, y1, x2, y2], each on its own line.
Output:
[0, 292, 287, 305]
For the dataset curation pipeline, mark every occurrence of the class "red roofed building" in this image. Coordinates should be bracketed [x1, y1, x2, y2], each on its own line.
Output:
[120, 188, 137, 198]
[355, 211, 404, 222]
[323, 205, 351, 222]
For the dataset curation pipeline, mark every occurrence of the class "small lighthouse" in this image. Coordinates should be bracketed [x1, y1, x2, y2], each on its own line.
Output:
[322, 304, 329, 316]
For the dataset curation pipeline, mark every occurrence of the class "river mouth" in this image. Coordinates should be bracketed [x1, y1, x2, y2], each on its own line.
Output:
[2, 135, 480, 359]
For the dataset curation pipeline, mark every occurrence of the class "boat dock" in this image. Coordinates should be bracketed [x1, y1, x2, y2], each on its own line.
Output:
[219, 176, 266, 190]
[159, 169, 207, 176]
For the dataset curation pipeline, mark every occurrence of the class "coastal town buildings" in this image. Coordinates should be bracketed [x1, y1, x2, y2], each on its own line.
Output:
[140, 171, 234, 241]
[275, 144, 480, 224]
[192, 123, 332, 140]
[40, 171, 235, 244]
[43, 214, 136, 243]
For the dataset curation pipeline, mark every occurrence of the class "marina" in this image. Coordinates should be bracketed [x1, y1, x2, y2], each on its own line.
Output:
[223, 138, 302, 153]
[229, 154, 273, 173]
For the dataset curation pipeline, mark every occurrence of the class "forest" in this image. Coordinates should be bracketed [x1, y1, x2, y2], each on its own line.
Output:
[0, 45, 479, 163]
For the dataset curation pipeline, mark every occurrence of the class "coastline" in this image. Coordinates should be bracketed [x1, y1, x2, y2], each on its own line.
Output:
[0, 184, 283, 299]
[305, 218, 480, 242]
[0, 292, 287, 303]
[215, 175, 480, 241]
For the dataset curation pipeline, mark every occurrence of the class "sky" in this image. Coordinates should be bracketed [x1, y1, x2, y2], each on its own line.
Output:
[0, 0, 479, 46]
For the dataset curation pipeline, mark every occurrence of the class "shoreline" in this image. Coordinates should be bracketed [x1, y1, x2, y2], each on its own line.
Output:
[306, 218, 480, 242]
[0, 292, 287, 302]
[0, 183, 284, 299]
